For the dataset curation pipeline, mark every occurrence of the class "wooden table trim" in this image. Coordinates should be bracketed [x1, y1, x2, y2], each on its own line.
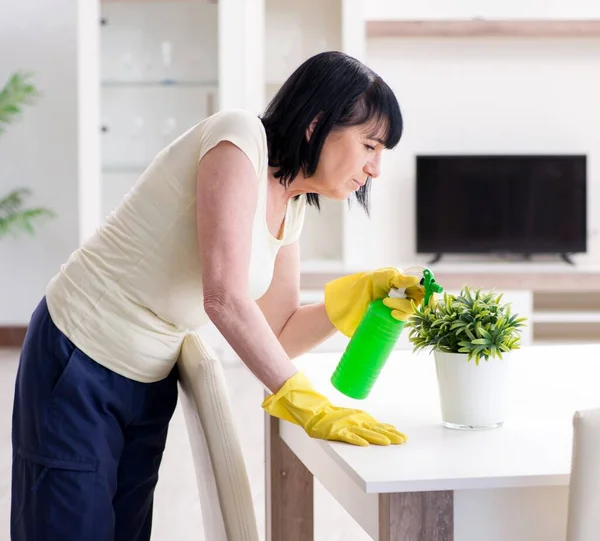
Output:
[379, 491, 454, 541]
[265, 414, 314, 541]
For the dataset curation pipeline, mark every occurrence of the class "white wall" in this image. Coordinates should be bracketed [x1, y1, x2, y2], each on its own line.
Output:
[344, 37, 600, 268]
[0, 0, 80, 325]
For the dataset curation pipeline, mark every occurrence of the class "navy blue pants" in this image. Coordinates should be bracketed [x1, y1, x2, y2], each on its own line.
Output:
[11, 297, 179, 541]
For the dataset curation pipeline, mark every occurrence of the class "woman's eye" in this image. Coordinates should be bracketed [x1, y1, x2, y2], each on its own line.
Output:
[365, 144, 375, 151]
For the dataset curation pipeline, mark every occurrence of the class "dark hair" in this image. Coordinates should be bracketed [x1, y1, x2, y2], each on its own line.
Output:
[260, 51, 403, 213]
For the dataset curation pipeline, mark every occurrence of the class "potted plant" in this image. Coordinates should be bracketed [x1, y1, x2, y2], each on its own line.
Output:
[407, 287, 527, 430]
[0, 71, 55, 238]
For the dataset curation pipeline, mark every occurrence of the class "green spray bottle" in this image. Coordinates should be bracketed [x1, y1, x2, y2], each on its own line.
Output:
[330, 266, 443, 400]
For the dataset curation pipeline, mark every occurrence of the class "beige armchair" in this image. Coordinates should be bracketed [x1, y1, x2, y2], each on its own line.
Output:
[177, 332, 260, 541]
[566, 408, 600, 541]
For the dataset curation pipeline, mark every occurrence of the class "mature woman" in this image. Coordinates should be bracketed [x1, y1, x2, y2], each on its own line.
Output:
[11, 51, 423, 540]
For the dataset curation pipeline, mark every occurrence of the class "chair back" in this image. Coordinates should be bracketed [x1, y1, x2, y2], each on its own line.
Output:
[566, 408, 600, 541]
[178, 332, 259, 541]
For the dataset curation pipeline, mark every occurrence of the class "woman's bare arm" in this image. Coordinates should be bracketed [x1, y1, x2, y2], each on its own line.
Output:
[277, 303, 336, 359]
[257, 241, 336, 359]
[196, 141, 297, 393]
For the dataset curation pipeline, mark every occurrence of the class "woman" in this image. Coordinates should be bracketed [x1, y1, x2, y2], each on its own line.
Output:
[11, 51, 423, 540]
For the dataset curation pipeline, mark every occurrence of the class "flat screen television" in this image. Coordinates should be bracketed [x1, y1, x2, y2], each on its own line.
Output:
[415, 155, 587, 264]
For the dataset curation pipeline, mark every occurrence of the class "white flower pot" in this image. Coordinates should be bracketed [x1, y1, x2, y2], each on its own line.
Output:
[434, 350, 510, 430]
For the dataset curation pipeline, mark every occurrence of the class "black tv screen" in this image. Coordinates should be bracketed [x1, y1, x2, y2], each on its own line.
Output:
[415, 155, 587, 256]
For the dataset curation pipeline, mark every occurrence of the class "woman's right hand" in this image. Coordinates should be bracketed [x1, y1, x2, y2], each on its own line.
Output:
[262, 371, 407, 446]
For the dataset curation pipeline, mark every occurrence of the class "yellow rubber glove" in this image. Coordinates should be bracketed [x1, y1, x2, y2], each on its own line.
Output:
[262, 372, 407, 447]
[324, 267, 425, 337]
[383, 284, 426, 321]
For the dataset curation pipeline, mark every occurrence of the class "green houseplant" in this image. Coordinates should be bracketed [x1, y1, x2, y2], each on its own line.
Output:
[407, 287, 527, 430]
[0, 72, 55, 238]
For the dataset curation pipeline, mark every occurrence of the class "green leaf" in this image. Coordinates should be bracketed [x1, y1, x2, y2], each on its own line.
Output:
[464, 326, 476, 341]
[0, 189, 55, 238]
[0, 71, 40, 134]
[0, 73, 55, 238]
[409, 283, 527, 359]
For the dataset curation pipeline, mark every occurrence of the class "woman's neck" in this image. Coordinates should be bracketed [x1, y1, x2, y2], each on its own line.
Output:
[267, 167, 308, 204]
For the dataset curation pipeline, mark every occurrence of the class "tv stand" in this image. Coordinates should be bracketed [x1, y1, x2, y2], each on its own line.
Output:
[426, 253, 576, 265]
[428, 253, 443, 265]
[561, 253, 575, 265]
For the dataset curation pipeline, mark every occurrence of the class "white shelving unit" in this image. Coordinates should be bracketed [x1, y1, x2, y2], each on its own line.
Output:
[532, 311, 600, 323]
[265, 0, 342, 85]
[97, 0, 264, 220]
[364, 0, 600, 22]
[98, 0, 218, 218]
[532, 290, 600, 341]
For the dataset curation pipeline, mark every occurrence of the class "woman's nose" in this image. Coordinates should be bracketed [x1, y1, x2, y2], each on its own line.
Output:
[364, 155, 381, 179]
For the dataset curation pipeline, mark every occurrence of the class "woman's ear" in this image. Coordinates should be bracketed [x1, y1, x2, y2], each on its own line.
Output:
[305, 114, 321, 142]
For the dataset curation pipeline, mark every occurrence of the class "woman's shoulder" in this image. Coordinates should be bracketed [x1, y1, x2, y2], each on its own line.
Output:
[198, 109, 268, 175]
[203, 108, 265, 138]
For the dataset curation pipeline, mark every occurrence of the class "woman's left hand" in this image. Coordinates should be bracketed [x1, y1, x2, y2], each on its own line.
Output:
[382, 284, 425, 321]
[323, 267, 422, 337]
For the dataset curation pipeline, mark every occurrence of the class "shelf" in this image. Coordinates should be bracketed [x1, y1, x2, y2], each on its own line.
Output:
[102, 165, 147, 174]
[426, 262, 600, 274]
[532, 338, 600, 346]
[531, 312, 600, 324]
[366, 19, 600, 38]
[265, 0, 342, 88]
[102, 80, 218, 88]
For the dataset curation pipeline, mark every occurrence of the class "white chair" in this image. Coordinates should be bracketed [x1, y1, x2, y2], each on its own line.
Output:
[177, 333, 260, 541]
[566, 408, 600, 541]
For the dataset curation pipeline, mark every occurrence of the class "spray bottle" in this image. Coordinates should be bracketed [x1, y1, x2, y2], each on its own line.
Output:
[330, 266, 443, 400]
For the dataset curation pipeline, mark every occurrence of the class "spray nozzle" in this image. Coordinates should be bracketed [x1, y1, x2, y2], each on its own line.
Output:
[388, 266, 443, 307]
[421, 268, 444, 306]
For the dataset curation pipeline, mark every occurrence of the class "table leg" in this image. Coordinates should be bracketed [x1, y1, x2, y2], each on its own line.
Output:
[378, 491, 454, 541]
[265, 414, 314, 541]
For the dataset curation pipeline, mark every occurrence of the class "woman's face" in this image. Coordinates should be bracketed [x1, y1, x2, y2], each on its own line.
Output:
[308, 122, 386, 200]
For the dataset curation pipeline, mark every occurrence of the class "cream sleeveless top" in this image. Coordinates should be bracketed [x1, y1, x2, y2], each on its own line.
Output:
[46, 109, 306, 382]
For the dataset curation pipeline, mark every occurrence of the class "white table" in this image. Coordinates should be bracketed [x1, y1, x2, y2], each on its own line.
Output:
[265, 343, 600, 541]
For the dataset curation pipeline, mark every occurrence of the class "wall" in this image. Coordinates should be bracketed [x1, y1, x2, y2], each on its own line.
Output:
[342, 36, 600, 268]
[0, 0, 80, 325]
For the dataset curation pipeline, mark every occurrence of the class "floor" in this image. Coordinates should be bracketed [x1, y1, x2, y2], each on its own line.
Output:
[0, 348, 371, 541]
